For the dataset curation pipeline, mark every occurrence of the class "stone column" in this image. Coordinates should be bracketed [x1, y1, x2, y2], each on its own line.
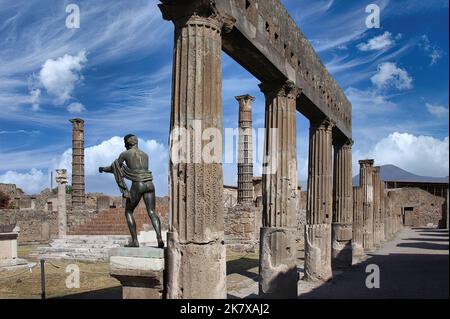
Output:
[445, 189, 449, 230]
[56, 169, 67, 238]
[332, 138, 353, 268]
[304, 118, 334, 282]
[258, 80, 300, 298]
[236, 94, 255, 204]
[359, 159, 374, 251]
[352, 186, 364, 258]
[372, 166, 381, 247]
[379, 176, 386, 242]
[159, 1, 234, 299]
[70, 118, 85, 208]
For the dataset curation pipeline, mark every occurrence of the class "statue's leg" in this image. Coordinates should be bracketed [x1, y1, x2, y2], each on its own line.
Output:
[143, 182, 164, 248]
[125, 182, 141, 247]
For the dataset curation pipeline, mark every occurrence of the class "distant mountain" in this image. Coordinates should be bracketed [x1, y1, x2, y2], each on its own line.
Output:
[352, 164, 449, 186]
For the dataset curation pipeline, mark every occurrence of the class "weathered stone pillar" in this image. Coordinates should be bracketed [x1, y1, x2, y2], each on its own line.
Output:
[159, 1, 234, 299]
[70, 118, 85, 208]
[372, 166, 381, 247]
[359, 159, 374, 251]
[258, 80, 300, 298]
[56, 169, 67, 238]
[332, 138, 353, 268]
[379, 176, 386, 242]
[352, 186, 364, 259]
[236, 94, 255, 204]
[304, 118, 334, 282]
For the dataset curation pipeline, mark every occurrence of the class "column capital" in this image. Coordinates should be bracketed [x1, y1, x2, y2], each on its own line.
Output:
[335, 137, 354, 149]
[310, 117, 335, 131]
[159, 0, 235, 32]
[359, 159, 374, 167]
[259, 80, 301, 100]
[56, 169, 67, 184]
[235, 94, 255, 103]
[373, 166, 381, 174]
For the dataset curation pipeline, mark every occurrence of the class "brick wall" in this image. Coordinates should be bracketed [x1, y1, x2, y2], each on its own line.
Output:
[387, 188, 446, 228]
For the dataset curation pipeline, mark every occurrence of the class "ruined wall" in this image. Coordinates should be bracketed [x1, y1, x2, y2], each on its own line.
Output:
[387, 188, 446, 228]
[0, 209, 57, 244]
[224, 204, 261, 252]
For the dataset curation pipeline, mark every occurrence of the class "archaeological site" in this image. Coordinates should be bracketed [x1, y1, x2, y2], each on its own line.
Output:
[0, 0, 448, 309]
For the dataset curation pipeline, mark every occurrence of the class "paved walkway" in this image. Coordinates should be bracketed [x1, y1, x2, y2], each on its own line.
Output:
[300, 227, 449, 299]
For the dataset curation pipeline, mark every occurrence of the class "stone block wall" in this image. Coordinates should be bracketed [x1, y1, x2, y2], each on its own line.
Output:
[224, 204, 261, 252]
[0, 209, 57, 244]
[387, 188, 446, 228]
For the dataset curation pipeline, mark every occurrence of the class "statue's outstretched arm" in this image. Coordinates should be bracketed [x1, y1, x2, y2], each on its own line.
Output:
[99, 151, 127, 173]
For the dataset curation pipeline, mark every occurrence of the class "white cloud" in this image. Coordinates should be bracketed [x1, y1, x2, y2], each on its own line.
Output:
[29, 88, 41, 111]
[345, 87, 396, 115]
[420, 35, 444, 65]
[55, 136, 168, 196]
[426, 103, 449, 119]
[0, 168, 48, 194]
[0, 136, 169, 196]
[354, 132, 449, 177]
[357, 31, 395, 51]
[39, 51, 87, 105]
[371, 62, 413, 90]
[67, 102, 86, 114]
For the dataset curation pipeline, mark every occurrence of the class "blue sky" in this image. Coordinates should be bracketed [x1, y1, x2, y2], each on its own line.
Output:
[0, 0, 448, 196]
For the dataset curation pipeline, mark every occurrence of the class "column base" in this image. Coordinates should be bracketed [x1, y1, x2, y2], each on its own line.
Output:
[166, 231, 226, 299]
[304, 224, 332, 282]
[109, 247, 164, 299]
[331, 223, 352, 268]
[258, 227, 298, 298]
[351, 242, 365, 261]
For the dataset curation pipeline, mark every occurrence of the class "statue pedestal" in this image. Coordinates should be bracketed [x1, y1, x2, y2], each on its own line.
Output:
[109, 247, 165, 299]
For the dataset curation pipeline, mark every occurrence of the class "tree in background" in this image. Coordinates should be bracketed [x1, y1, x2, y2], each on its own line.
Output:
[0, 191, 11, 209]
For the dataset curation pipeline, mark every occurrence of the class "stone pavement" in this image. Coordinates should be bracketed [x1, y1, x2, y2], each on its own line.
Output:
[228, 227, 449, 299]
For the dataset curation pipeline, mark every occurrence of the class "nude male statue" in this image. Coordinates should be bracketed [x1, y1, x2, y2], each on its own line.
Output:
[99, 134, 164, 248]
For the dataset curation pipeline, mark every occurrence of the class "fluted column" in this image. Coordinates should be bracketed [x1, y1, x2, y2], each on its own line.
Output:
[372, 166, 381, 247]
[332, 138, 353, 268]
[380, 175, 386, 242]
[70, 118, 85, 208]
[56, 169, 67, 238]
[159, 1, 234, 299]
[304, 118, 334, 282]
[352, 186, 364, 258]
[236, 94, 255, 204]
[359, 159, 374, 251]
[259, 80, 300, 298]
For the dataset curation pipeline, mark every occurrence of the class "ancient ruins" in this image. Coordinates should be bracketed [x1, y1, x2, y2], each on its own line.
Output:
[0, 0, 448, 300]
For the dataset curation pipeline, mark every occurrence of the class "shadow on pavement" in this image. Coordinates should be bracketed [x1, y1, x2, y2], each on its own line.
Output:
[54, 286, 122, 299]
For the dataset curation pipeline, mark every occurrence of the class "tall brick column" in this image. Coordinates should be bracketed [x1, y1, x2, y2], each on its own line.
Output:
[159, 0, 234, 299]
[332, 138, 353, 268]
[352, 186, 364, 258]
[236, 94, 255, 204]
[259, 80, 300, 298]
[359, 159, 374, 251]
[70, 118, 85, 208]
[304, 118, 334, 282]
[56, 169, 67, 237]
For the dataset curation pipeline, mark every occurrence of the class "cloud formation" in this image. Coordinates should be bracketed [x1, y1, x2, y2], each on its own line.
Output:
[357, 31, 395, 51]
[67, 102, 86, 114]
[38, 51, 87, 105]
[371, 62, 413, 90]
[426, 103, 449, 119]
[354, 132, 449, 177]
